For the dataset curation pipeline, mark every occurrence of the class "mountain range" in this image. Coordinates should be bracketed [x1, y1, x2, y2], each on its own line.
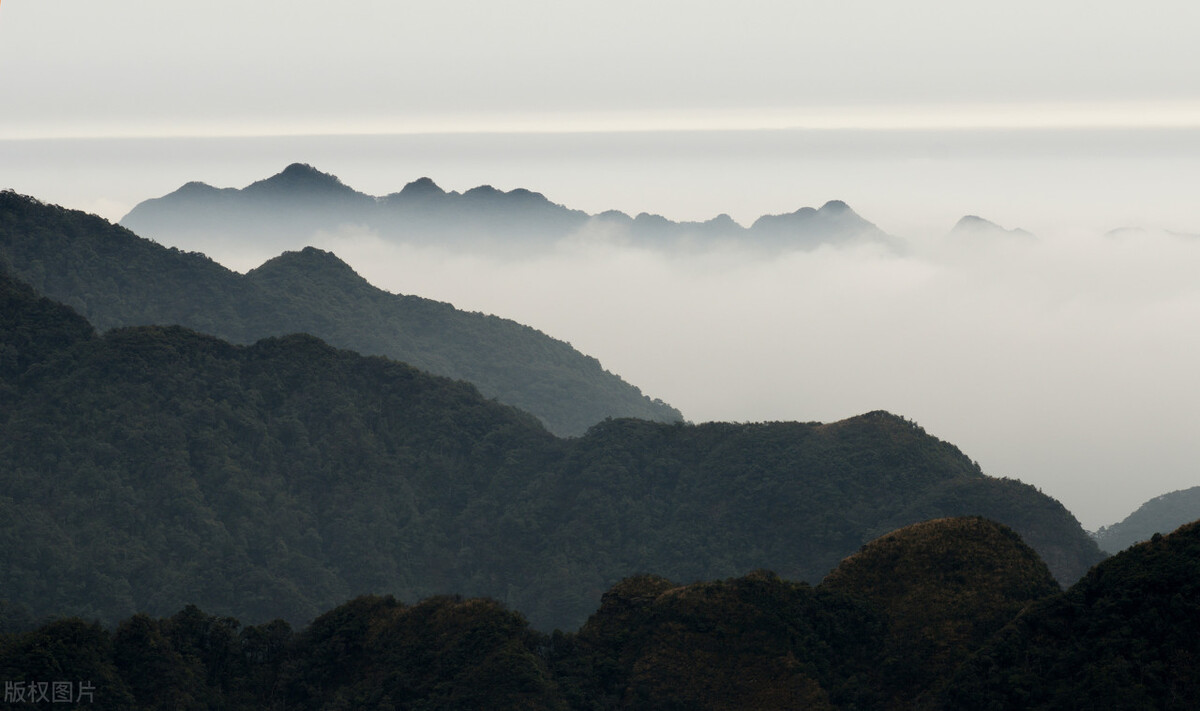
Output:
[0, 257, 1104, 631]
[0, 190, 680, 436]
[119, 163, 898, 256]
[6, 516, 1200, 709]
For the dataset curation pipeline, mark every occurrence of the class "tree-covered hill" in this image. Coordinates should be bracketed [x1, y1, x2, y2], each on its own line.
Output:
[0, 189, 680, 436]
[0, 268, 1104, 632]
[821, 517, 1061, 709]
[938, 519, 1200, 709]
[1094, 486, 1200, 553]
[4, 518, 1171, 710]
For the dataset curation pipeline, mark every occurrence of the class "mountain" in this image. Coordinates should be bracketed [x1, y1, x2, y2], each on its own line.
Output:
[120, 163, 897, 255]
[0, 519, 1105, 710]
[0, 189, 681, 436]
[821, 517, 1060, 709]
[948, 215, 1035, 239]
[1094, 486, 1200, 553]
[938, 519, 1200, 709]
[120, 163, 378, 257]
[749, 199, 895, 249]
[0, 267, 1103, 631]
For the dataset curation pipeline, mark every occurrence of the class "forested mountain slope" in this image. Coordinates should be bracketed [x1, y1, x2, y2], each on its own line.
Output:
[0, 189, 680, 435]
[1094, 486, 1200, 553]
[939, 519, 1200, 709]
[3, 518, 1160, 710]
[0, 269, 1104, 631]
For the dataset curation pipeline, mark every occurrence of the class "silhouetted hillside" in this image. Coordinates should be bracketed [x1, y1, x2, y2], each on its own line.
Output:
[940, 520, 1200, 709]
[821, 517, 1060, 709]
[1094, 486, 1200, 553]
[4, 516, 1191, 708]
[0, 189, 681, 435]
[0, 269, 1105, 631]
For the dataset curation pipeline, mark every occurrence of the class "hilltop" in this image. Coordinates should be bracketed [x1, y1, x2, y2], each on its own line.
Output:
[6, 517, 1183, 709]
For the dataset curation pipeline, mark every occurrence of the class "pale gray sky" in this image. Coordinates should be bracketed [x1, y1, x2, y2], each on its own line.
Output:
[3, 0, 1200, 138]
[3, 1, 1200, 530]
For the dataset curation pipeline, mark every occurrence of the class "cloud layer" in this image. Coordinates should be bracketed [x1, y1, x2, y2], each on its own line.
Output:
[297, 220, 1200, 531]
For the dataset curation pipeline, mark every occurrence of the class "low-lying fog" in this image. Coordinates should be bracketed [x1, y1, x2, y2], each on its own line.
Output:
[294, 219, 1200, 532]
[4, 129, 1200, 531]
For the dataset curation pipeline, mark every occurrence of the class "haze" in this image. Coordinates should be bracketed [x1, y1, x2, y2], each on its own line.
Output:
[2, 0, 1200, 529]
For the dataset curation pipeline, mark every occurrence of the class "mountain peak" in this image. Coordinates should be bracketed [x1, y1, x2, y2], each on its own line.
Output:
[398, 177, 445, 197]
[245, 246, 366, 287]
[819, 199, 851, 213]
[950, 215, 1034, 239]
[243, 163, 362, 199]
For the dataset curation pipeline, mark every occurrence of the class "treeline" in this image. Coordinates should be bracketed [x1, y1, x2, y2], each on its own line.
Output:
[0, 267, 1103, 631]
[5, 517, 1199, 710]
[0, 189, 680, 436]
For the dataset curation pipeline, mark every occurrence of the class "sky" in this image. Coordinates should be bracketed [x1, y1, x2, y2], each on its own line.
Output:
[3, 1, 1200, 529]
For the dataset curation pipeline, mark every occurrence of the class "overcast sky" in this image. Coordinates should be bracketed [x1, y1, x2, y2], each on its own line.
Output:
[4, 0, 1200, 137]
[3, 1, 1200, 529]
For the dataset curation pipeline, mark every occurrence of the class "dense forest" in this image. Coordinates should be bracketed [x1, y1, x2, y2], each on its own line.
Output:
[5, 517, 1199, 710]
[0, 189, 680, 436]
[0, 266, 1103, 632]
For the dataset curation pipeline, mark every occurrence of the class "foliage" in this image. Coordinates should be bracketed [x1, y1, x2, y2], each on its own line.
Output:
[4, 516, 1194, 711]
[0, 189, 681, 436]
[938, 520, 1200, 709]
[0, 266, 1104, 632]
[820, 517, 1061, 709]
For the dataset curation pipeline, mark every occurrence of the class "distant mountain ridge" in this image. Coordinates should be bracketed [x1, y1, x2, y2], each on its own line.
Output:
[0, 190, 681, 436]
[120, 163, 897, 255]
[1094, 486, 1200, 553]
[948, 215, 1035, 239]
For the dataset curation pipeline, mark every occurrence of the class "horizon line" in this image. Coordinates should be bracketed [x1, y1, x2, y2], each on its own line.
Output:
[6, 101, 1200, 141]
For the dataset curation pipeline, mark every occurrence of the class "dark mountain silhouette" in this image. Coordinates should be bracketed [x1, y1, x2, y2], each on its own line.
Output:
[0, 189, 680, 435]
[0, 267, 1103, 631]
[9, 517, 1200, 709]
[939, 519, 1200, 709]
[120, 163, 897, 255]
[1094, 486, 1200, 553]
[821, 517, 1060, 709]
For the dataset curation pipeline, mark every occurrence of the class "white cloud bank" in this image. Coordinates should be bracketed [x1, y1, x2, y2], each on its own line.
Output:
[301, 221, 1200, 531]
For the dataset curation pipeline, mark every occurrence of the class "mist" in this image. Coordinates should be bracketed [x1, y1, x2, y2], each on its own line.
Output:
[5, 129, 1200, 531]
[269, 219, 1200, 532]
